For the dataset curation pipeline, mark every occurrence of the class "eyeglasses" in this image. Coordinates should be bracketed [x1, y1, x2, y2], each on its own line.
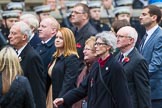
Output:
[116, 35, 131, 38]
[84, 48, 95, 51]
[94, 42, 107, 46]
[71, 10, 85, 14]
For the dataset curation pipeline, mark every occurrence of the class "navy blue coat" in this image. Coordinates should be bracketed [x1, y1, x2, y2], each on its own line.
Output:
[36, 36, 56, 74]
[90, 19, 111, 33]
[0, 76, 35, 108]
[29, 32, 41, 49]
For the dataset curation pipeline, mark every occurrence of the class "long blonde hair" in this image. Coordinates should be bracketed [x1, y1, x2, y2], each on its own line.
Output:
[0, 46, 22, 94]
[53, 27, 79, 58]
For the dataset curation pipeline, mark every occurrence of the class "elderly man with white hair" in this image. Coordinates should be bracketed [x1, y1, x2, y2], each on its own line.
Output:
[8, 21, 46, 108]
[115, 26, 151, 108]
[20, 13, 41, 49]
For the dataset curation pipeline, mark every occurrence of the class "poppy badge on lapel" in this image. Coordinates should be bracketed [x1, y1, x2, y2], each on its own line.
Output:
[123, 57, 130, 63]
[76, 43, 81, 48]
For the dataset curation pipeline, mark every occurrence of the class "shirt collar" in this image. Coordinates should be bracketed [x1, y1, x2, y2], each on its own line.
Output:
[17, 43, 27, 56]
[29, 33, 35, 41]
[122, 47, 134, 58]
[41, 37, 52, 44]
[146, 24, 158, 36]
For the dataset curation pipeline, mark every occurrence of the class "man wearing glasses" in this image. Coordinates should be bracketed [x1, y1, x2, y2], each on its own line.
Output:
[115, 26, 151, 108]
[70, 3, 97, 61]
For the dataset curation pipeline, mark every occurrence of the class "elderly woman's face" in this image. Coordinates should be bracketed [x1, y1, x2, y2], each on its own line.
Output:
[83, 44, 97, 64]
[94, 38, 109, 57]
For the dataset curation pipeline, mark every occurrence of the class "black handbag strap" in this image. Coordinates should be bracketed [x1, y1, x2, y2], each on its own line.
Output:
[98, 64, 117, 107]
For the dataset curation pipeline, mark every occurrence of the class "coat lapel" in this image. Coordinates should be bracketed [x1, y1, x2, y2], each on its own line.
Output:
[122, 48, 136, 66]
[18, 44, 30, 63]
[142, 27, 160, 53]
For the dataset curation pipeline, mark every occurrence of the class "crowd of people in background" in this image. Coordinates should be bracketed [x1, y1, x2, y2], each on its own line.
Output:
[0, 0, 162, 108]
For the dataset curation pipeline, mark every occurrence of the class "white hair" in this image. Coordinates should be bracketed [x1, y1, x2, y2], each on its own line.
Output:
[96, 31, 117, 53]
[14, 21, 32, 41]
[20, 13, 39, 30]
[119, 26, 138, 46]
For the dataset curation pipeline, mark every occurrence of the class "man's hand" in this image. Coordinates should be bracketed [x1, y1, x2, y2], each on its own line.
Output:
[53, 98, 64, 108]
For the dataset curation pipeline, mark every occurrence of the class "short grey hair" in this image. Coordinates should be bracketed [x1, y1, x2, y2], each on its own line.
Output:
[96, 31, 117, 53]
[119, 26, 138, 46]
[20, 14, 39, 30]
[14, 21, 32, 41]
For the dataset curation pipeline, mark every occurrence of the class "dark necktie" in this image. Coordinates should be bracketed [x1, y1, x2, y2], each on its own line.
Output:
[14, 48, 18, 55]
[118, 54, 124, 63]
[140, 33, 148, 51]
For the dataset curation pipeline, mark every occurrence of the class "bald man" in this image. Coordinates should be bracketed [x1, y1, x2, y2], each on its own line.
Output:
[115, 26, 151, 108]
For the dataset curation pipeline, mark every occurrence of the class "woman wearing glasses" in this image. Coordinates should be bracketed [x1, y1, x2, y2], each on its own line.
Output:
[53, 31, 132, 108]
[73, 36, 98, 108]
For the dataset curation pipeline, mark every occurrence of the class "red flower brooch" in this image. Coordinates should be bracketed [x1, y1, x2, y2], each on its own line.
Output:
[76, 43, 81, 48]
[123, 57, 130, 63]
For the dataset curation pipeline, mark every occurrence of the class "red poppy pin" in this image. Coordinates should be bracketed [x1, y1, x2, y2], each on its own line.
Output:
[123, 57, 130, 63]
[76, 43, 81, 48]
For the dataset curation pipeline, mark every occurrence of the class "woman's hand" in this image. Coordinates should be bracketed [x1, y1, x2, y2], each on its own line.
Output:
[53, 98, 64, 108]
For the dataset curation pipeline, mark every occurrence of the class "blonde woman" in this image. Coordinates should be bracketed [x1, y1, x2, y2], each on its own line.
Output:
[0, 46, 35, 108]
[47, 27, 83, 108]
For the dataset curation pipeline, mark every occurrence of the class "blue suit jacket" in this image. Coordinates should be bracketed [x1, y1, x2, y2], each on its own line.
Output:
[139, 26, 162, 99]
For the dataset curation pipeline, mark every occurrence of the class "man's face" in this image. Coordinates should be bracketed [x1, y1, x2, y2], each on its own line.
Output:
[46, 0, 56, 11]
[8, 24, 26, 49]
[90, 8, 101, 21]
[116, 13, 131, 23]
[38, 18, 55, 41]
[116, 29, 132, 49]
[102, 0, 112, 9]
[139, 8, 154, 27]
[70, 6, 85, 25]
[4, 18, 19, 29]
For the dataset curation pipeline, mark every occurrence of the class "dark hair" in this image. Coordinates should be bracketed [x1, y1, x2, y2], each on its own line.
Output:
[112, 19, 131, 33]
[144, 5, 162, 23]
[74, 3, 90, 18]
